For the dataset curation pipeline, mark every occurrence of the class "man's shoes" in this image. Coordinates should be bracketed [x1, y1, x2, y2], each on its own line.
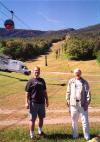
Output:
[38, 131, 46, 137]
[30, 136, 36, 140]
[73, 136, 79, 139]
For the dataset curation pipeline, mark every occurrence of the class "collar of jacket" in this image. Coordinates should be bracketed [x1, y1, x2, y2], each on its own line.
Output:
[71, 77, 85, 85]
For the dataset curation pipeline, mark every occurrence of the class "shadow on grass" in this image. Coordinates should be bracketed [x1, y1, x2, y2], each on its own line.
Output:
[0, 73, 28, 82]
[44, 133, 72, 140]
[0, 129, 99, 141]
[48, 83, 66, 86]
[43, 133, 98, 140]
[90, 134, 99, 139]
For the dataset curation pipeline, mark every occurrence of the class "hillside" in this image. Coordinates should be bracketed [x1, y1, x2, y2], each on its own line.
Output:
[64, 24, 100, 60]
[1, 23, 100, 39]
[69, 24, 100, 39]
[1, 23, 100, 61]
[0, 28, 74, 38]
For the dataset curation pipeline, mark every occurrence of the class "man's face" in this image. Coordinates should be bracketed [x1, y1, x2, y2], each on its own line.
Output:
[74, 70, 81, 78]
[34, 67, 40, 78]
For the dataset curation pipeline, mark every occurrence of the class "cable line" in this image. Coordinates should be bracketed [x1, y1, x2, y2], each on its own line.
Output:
[0, 1, 10, 13]
[0, 10, 9, 18]
[0, 18, 4, 25]
[14, 14, 32, 29]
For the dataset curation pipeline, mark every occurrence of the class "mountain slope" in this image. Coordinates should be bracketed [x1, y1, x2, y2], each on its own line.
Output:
[0, 28, 74, 38]
[69, 24, 100, 39]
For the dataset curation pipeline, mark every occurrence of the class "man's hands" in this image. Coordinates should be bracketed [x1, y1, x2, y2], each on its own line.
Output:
[84, 106, 88, 111]
[25, 92, 30, 109]
[46, 99, 49, 107]
[67, 101, 70, 107]
[25, 102, 29, 109]
[44, 90, 49, 107]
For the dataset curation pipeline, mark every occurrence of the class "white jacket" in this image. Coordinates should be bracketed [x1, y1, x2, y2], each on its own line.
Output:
[66, 78, 91, 107]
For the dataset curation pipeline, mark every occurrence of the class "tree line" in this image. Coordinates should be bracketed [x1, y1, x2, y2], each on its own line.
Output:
[62, 38, 100, 60]
[62, 24, 100, 63]
[0, 35, 64, 61]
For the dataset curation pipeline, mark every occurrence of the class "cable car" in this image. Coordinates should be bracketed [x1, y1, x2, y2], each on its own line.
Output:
[4, 10, 14, 30]
[4, 19, 14, 29]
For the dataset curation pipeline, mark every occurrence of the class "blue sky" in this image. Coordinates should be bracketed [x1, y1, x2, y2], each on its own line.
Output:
[0, 0, 100, 31]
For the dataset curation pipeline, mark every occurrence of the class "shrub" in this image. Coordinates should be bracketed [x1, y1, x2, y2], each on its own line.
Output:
[63, 39, 98, 60]
[0, 35, 64, 61]
[96, 50, 100, 64]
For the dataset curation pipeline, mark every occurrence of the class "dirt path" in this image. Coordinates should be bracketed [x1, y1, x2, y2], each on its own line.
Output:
[44, 76, 100, 83]
[44, 71, 100, 77]
[0, 116, 100, 126]
[0, 107, 100, 114]
[0, 107, 100, 126]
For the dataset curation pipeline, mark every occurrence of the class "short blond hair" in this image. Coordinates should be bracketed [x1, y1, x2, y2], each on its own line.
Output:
[34, 66, 40, 71]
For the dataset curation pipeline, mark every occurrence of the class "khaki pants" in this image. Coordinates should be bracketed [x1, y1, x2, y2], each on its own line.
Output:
[70, 105, 90, 140]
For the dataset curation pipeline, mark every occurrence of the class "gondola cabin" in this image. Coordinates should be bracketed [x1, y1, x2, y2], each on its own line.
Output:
[4, 19, 14, 29]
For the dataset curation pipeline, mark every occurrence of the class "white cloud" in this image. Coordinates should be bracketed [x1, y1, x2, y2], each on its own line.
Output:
[38, 11, 62, 25]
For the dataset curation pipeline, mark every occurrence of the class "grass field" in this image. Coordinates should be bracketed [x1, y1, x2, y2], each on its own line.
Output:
[0, 123, 100, 142]
[0, 70, 100, 109]
[0, 40, 100, 141]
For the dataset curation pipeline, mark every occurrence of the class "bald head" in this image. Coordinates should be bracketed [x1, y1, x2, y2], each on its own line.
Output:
[74, 68, 82, 79]
[74, 68, 81, 74]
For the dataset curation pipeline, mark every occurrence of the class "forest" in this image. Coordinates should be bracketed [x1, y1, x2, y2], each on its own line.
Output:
[0, 35, 65, 61]
[63, 24, 100, 62]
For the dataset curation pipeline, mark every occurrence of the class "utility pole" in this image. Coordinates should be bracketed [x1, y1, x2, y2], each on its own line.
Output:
[45, 55, 48, 66]
[56, 50, 58, 59]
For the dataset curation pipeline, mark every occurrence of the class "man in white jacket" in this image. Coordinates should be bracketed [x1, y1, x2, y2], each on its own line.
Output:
[66, 68, 91, 141]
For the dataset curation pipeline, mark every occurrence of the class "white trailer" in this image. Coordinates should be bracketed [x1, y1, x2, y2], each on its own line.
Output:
[0, 55, 31, 75]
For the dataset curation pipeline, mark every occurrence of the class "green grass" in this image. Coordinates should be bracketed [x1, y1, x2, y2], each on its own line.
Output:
[0, 123, 100, 142]
[0, 71, 29, 98]
[0, 70, 100, 109]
